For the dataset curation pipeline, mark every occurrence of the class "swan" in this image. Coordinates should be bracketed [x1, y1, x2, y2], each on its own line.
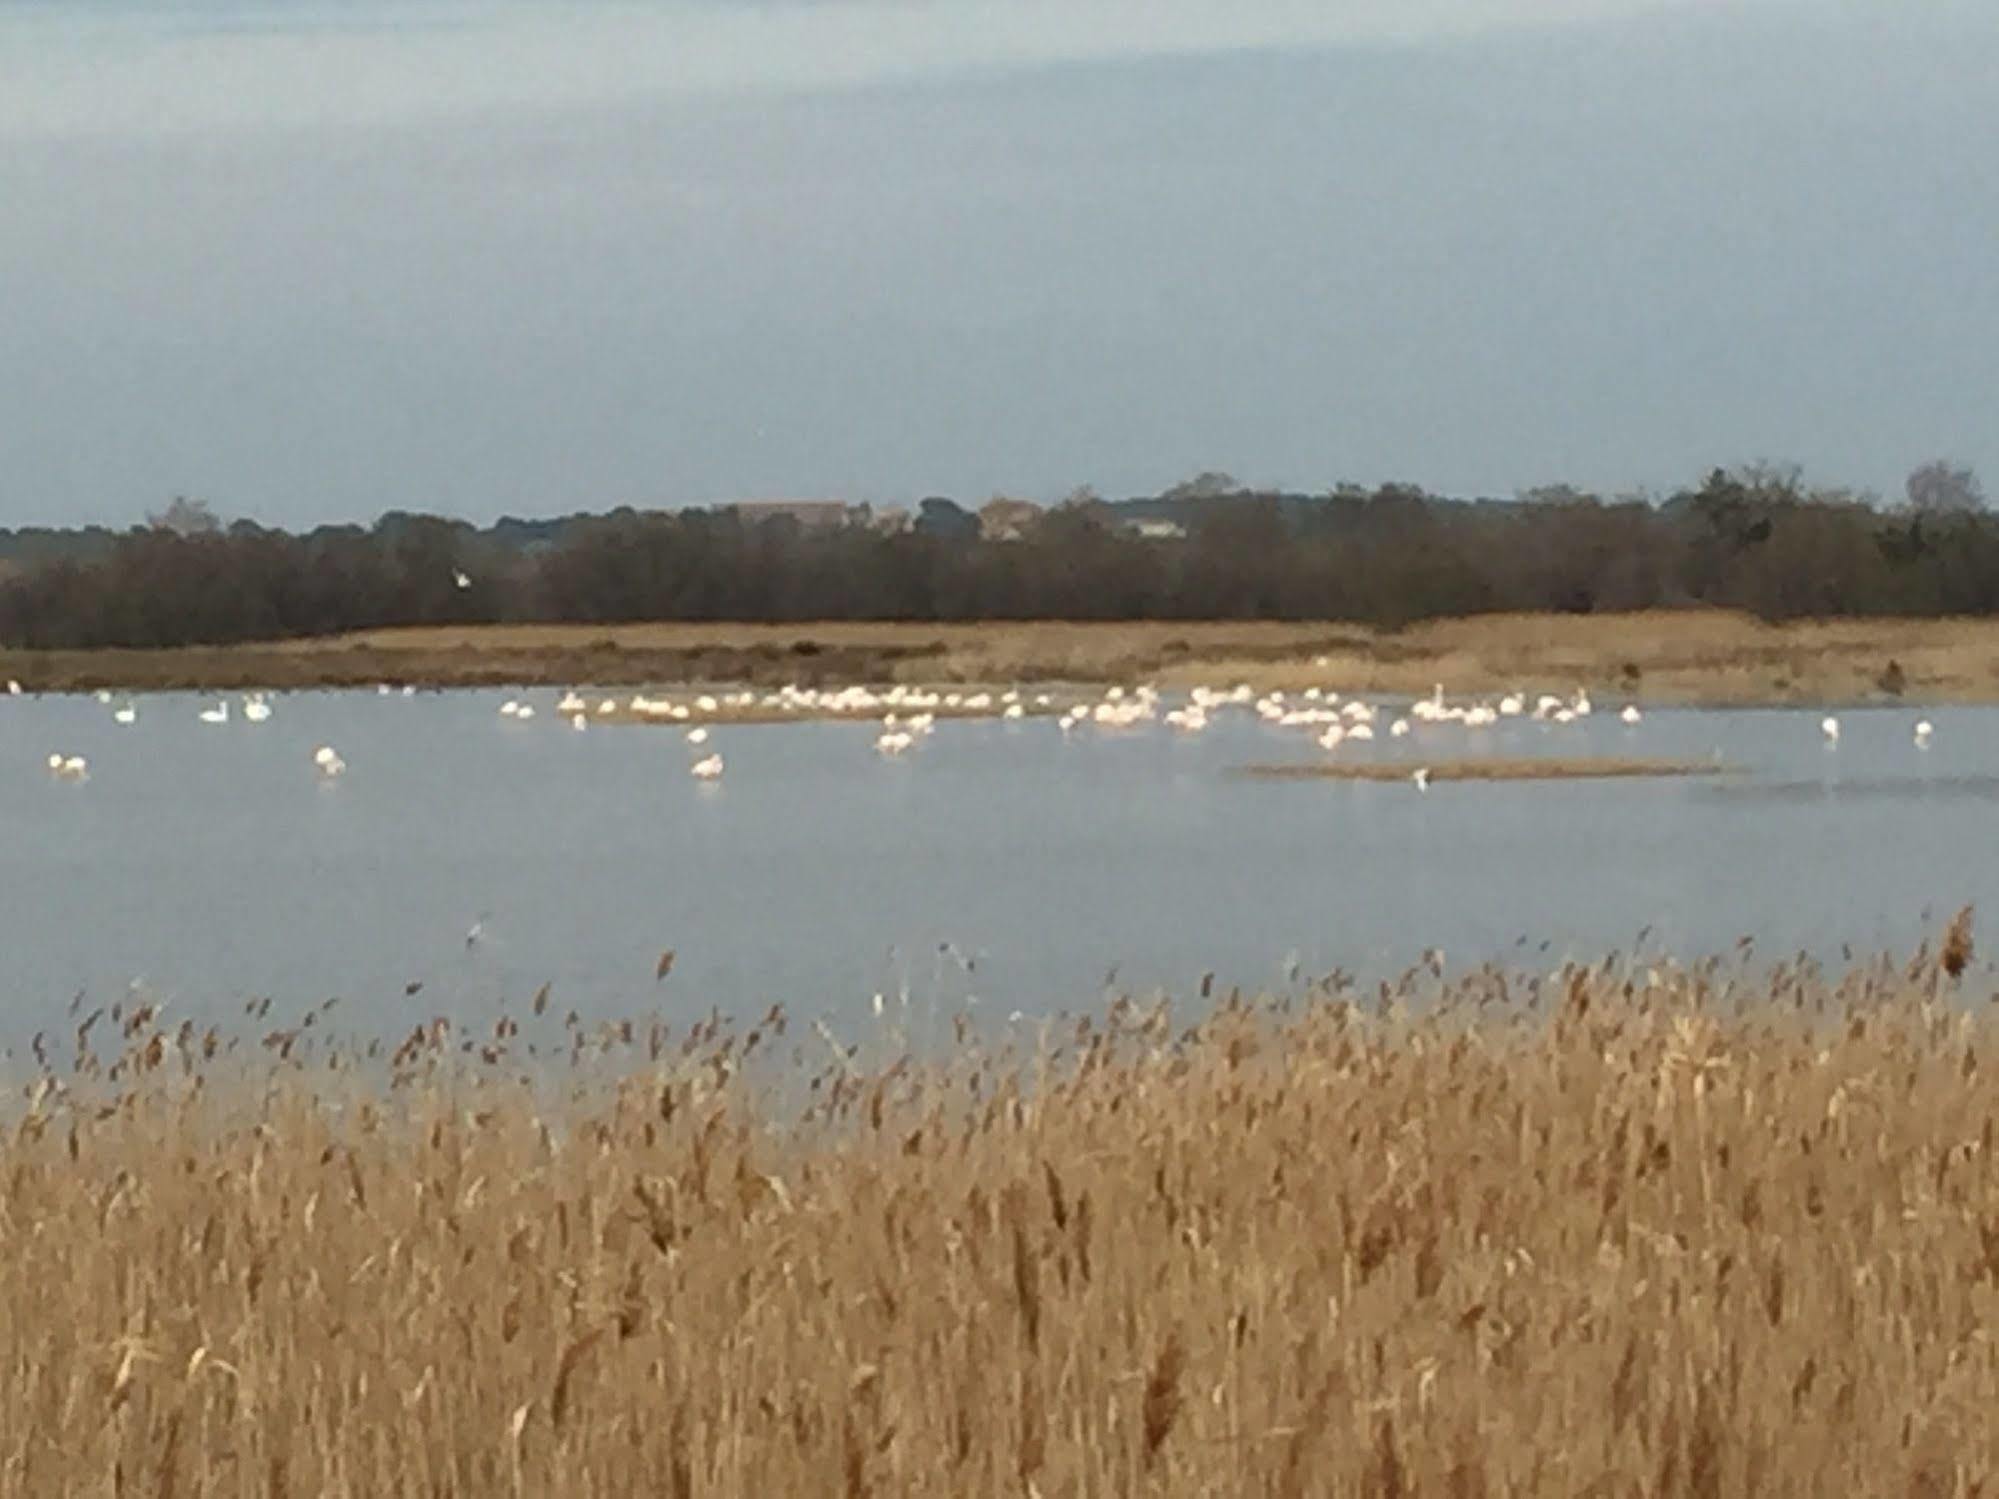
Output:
[1412, 767, 1430, 792]
[1620, 705, 1642, 725]
[571, 713, 588, 732]
[1915, 719, 1934, 747]
[453, 569, 471, 590]
[1390, 718, 1410, 738]
[198, 701, 229, 725]
[687, 727, 710, 746]
[515, 705, 535, 720]
[690, 753, 724, 780]
[313, 746, 346, 777]
[242, 697, 272, 723]
[1821, 715, 1840, 743]
[112, 704, 137, 725]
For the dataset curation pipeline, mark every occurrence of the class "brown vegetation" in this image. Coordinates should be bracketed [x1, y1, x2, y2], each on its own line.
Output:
[9, 933, 1999, 1493]
[9, 611, 1999, 704]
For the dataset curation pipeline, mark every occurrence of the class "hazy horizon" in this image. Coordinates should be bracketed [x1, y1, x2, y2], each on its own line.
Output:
[3, 0, 1994, 526]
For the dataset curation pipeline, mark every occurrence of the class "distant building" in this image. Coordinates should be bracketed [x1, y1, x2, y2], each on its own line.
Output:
[725, 500, 861, 530]
[978, 497, 1043, 542]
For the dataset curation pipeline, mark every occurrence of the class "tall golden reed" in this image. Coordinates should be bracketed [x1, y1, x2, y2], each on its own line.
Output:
[4, 938, 1999, 1495]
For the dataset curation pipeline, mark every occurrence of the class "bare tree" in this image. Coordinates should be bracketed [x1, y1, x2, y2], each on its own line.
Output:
[147, 496, 222, 536]
[1905, 461, 1985, 515]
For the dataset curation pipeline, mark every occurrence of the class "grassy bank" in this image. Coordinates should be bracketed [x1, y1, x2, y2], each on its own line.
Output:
[7, 610, 1999, 703]
[8, 932, 1999, 1494]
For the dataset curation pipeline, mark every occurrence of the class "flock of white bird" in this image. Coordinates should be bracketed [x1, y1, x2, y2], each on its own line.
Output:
[25, 675, 1945, 790]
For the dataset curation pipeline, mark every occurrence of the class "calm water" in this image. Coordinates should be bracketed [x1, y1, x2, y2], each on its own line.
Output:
[2, 691, 1991, 1037]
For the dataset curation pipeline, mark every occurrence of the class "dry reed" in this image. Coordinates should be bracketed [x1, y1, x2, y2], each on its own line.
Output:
[6, 935, 1999, 1494]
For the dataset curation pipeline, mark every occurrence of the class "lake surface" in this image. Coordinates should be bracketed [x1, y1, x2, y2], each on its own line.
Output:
[3, 690, 1992, 1038]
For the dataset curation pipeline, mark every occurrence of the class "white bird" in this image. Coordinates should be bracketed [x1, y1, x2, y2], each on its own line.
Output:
[1390, 718, 1410, 738]
[876, 730, 914, 756]
[312, 745, 345, 777]
[687, 727, 710, 746]
[198, 701, 229, 724]
[557, 692, 586, 714]
[571, 713, 588, 732]
[1620, 704, 1642, 726]
[242, 697, 272, 723]
[1915, 719, 1934, 747]
[47, 753, 87, 780]
[1412, 767, 1430, 792]
[515, 705, 535, 720]
[499, 700, 520, 717]
[453, 569, 471, 590]
[690, 753, 724, 780]
[6, 680, 20, 696]
[112, 704, 137, 725]
[1821, 715, 1840, 743]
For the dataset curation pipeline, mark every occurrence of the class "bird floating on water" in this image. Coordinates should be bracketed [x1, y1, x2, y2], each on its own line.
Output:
[198, 701, 229, 725]
[686, 727, 709, 746]
[242, 696, 272, 723]
[453, 569, 471, 590]
[46, 753, 88, 781]
[1821, 715, 1840, 743]
[1915, 719, 1934, 747]
[690, 753, 725, 780]
[312, 745, 346, 777]
[1412, 767, 1430, 792]
[112, 703, 137, 725]
[1620, 704, 1642, 725]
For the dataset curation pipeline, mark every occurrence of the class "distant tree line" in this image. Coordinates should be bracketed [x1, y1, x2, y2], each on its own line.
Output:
[1, 463, 1994, 650]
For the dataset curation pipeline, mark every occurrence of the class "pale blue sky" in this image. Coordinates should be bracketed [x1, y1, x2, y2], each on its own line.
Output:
[1, 0, 1994, 524]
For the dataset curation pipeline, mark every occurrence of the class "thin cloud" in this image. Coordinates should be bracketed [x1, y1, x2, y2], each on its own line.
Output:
[1, 0, 1760, 136]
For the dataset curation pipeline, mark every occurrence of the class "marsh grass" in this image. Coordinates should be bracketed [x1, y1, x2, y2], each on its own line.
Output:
[17, 610, 1999, 703]
[8, 931, 1999, 1494]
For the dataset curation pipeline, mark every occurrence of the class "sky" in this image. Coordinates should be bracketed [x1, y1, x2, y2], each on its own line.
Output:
[1, 0, 1995, 525]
